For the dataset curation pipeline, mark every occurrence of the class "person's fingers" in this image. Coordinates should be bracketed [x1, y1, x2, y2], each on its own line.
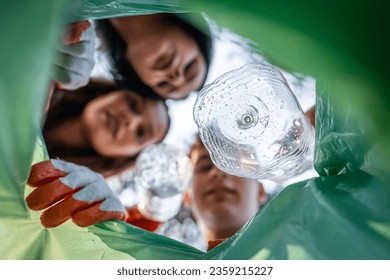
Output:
[55, 39, 95, 59]
[40, 196, 91, 228]
[26, 159, 125, 228]
[27, 160, 102, 211]
[72, 181, 113, 203]
[125, 207, 161, 232]
[53, 54, 94, 78]
[27, 160, 67, 187]
[78, 23, 95, 42]
[53, 39, 95, 91]
[62, 21, 91, 44]
[26, 179, 77, 211]
[59, 169, 105, 197]
[72, 202, 126, 227]
[52, 65, 90, 90]
[28, 159, 91, 187]
[53, 21, 95, 91]
[50, 159, 91, 174]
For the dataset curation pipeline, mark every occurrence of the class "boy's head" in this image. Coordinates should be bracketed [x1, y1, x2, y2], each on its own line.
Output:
[186, 136, 267, 242]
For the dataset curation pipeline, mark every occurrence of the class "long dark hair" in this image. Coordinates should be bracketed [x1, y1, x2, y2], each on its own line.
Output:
[96, 13, 212, 100]
[43, 80, 170, 177]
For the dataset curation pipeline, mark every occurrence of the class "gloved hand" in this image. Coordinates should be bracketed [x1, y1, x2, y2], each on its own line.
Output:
[125, 206, 162, 232]
[26, 159, 127, 228]
[52, 20, 95, 90]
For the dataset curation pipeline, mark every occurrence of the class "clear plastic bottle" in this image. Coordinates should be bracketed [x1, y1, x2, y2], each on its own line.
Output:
[134, 143, 192, 222]
[193, 63, 314, 182]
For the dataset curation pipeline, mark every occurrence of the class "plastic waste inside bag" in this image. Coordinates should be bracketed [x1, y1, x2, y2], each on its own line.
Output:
[194, 63, 314, 182]
[134, 143, 192, 222]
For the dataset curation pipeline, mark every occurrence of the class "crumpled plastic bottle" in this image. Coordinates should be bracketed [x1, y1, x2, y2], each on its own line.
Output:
[134, 143, 192, 222]
[193, 63, 314, 182]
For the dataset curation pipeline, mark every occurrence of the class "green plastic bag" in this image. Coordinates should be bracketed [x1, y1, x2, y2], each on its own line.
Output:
[1, 0, 389, 260]
[0, 0, 203, 260]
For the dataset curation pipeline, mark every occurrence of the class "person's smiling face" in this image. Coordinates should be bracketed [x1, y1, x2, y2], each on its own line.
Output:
[110, 15, 207, 100]
[81, 89, 169, 157]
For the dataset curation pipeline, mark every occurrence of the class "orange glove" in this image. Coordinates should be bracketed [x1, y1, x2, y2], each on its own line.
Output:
[125, 207, 162, 232]
[26, 159, 127, 228]
[61, 21, 92, 44]
[207, 239, 227, 251]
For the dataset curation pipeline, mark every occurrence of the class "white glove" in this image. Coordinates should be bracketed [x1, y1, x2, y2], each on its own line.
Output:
[26, 159, 127, 228]
[52, 21, 96, 90]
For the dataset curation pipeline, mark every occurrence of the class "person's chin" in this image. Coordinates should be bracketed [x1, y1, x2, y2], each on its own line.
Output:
[208, 202, 235, 215]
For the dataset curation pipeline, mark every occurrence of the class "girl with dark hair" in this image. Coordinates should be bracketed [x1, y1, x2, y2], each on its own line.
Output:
[96, 13, 212, 100]
[43, 79, 170, 177]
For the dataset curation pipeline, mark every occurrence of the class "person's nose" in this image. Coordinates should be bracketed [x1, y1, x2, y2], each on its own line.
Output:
[168, 63, 185, 87]
[208, 165, 227, 180]
[121, 110, 143, 140]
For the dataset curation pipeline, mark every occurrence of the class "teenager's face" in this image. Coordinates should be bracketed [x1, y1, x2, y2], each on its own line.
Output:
[189, 140, 262, 236]
[82, 90, 169, 157]
[111, 16, 207, 99]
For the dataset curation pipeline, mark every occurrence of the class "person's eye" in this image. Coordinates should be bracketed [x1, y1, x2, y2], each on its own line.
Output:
[195, 162, 213, 173]
[127, 97, 137, 112]
[184, 58, 197, 76]
[156, 59, 171, 70]
[154, 53, 174, 70]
